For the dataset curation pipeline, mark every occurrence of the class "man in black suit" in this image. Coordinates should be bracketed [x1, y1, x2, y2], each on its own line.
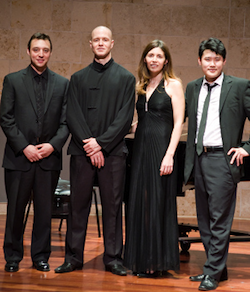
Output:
[0, 32, 69, 272]
[55, 26, 135, 275]
[185, 38, 250, 291]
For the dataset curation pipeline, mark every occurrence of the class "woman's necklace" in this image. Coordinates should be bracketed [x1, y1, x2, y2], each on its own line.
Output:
[145, 75, 163, 111]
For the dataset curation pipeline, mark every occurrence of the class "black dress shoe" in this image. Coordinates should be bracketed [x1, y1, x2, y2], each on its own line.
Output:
[33, 261, 50, 272]
[105, 264, 127, 276]
[54, 262, 82, 273]
[190, 270, 227, 283]
[199, 275, 218, 291]
[189, 274, 205, 281]
[5, 262, 19, 272]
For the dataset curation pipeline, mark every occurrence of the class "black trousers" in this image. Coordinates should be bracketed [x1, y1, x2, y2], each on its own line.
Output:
[194, 151, 236, 281]
[4, 164, 59, 263]
[65, 154, 126, 267]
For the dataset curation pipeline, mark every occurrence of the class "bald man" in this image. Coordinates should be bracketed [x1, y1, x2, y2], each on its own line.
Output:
[55, 26, 135, 275]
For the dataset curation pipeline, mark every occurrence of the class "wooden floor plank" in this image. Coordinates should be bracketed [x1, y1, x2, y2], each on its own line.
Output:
[0, 214, 250, 291]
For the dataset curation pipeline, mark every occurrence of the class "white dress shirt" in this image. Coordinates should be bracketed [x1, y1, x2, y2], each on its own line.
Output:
[196, 73, 224, 147]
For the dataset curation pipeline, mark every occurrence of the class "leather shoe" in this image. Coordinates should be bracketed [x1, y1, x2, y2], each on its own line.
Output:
[105, 264, 127, 276]
[199, 275, 218, 291]
[33, 261, 50, 272]
[190, 269, 227, 283]
[54, 262, 82, 273]
[189, 274, 205, 282]
[5, 262, 19, 272]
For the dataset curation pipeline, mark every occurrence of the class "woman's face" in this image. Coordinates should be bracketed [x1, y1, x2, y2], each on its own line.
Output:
[144, 47, 167, 76]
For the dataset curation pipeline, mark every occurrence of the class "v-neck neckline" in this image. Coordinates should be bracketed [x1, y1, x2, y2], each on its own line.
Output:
[145, 79, 164, 103]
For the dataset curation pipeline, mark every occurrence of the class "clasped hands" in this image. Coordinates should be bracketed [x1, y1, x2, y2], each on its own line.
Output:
[83, 137, 104, 169]
[23, 143, 54, 162]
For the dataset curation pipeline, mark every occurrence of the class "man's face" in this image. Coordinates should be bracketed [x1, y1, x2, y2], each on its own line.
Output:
[27, 39, 52, 73]
[89, 27, 114, 61]
[198, 49, 226, 82]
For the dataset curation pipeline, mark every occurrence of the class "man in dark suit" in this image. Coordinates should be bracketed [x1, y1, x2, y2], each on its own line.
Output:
[0, 32, 69, 272]
[185, 38, 250, 291]
[55, 26, 135, 275]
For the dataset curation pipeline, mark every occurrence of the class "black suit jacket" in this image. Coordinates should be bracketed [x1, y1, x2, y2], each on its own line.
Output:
[67, 60, 136, 157]
[185, 75, 250, 184]
[0, 66, 69, 171]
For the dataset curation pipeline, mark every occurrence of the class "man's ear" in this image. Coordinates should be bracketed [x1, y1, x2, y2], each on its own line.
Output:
[198, 58, 201, 66]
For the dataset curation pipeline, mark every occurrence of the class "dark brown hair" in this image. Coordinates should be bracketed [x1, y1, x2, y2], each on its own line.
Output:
[27, 32, 52, 51]
[137, 40, 178, 95]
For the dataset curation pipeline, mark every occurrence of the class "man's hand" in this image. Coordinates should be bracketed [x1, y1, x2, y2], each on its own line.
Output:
[83, 137, 101, 156]
[90, 151, 105, 168]
[23, 145, 42, 162]
[227, 147, 249, 166]
[36, 143, 54, 159]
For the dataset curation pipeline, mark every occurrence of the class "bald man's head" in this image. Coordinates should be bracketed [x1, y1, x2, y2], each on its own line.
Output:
[91, 26, 112, 40]
[89, 26, 114, 64]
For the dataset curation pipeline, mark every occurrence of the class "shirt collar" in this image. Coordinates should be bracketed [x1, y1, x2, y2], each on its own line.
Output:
[202, 72, 224, 88]
[30, 65, 48, 80]
[92, 58, 113, 72]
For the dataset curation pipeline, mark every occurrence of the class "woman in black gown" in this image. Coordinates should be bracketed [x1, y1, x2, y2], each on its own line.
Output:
[124, 40, 185, 277]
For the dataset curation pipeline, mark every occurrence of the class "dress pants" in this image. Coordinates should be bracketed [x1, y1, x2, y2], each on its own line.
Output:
[4, 164, 60, 263]
[194, 151, 236, 281]
[65, 154, 126, 267]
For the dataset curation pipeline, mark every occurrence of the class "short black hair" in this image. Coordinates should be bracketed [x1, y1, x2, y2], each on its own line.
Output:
[198, 38, 226, 60]
[27, 32, 52, 51]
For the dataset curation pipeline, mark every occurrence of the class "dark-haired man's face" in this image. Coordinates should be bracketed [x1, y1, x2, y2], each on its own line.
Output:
[198, 49, 226, 82]
[27, 39, 52, 74]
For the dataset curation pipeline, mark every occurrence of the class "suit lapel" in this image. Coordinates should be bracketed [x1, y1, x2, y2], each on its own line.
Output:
[44, 69, 55, 114]
[220, 75, 232, 112]
[22, 66, 37, 113]
[194, 78, 203, 115]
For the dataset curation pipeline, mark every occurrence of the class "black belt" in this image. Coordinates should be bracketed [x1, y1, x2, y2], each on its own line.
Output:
[203, 146, 223, 153]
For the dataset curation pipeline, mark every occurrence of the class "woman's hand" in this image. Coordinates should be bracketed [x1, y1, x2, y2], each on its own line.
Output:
[160, 153, 174, 176]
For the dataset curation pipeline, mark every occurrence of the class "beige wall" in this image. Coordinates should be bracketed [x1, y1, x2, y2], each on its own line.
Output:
[0, 0, 250, 219]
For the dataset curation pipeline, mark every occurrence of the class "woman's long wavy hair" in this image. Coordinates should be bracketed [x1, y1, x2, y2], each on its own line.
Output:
[137, 40, 178, 95]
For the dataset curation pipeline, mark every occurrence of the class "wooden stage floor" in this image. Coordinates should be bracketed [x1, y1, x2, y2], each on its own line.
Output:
[0, 214, 250, 292]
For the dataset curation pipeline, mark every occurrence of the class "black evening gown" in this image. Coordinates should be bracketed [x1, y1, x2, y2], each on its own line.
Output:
[124, 79, 180, 273]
